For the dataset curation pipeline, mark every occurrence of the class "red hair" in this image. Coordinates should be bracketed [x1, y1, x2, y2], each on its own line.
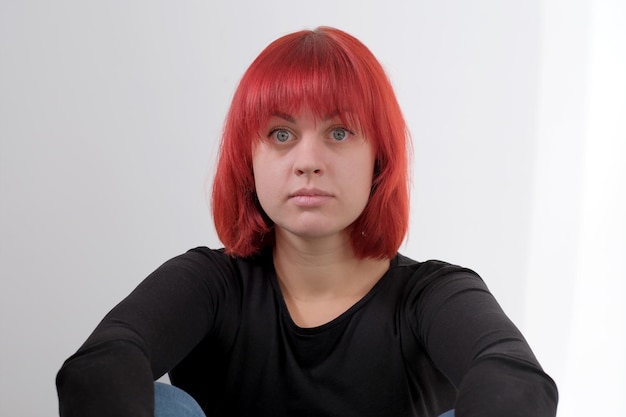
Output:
[212, 27, 410, 259]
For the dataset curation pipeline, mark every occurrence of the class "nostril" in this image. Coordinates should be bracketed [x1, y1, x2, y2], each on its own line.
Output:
[295, 167, 322, 176]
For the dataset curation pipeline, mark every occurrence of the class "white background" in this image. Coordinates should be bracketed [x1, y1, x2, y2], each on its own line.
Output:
[1, 1, 624, 416]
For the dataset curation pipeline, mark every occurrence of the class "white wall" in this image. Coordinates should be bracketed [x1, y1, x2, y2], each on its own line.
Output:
[0, 1, 623, 416]
[531, 1, 626, 415]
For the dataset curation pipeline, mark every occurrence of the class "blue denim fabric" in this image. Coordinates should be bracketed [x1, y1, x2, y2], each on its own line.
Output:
[154, 382, 206, 417]
[154, 382, 455, 417]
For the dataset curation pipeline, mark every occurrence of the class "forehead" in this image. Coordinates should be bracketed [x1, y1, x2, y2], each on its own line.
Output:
[239, 36, 381, 145]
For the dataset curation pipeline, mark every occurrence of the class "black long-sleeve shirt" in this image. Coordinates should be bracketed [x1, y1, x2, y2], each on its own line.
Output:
[56, 247, 558, 416]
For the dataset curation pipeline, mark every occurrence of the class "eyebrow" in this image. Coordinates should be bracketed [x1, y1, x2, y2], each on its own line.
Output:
[273, 112, 296, 123]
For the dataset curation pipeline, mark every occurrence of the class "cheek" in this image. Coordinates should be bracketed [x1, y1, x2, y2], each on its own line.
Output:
[251, 145, 265, 187]
[360, 152, 377, 203]
[354, 148, 376, 188]
[252, 152, 279, 207]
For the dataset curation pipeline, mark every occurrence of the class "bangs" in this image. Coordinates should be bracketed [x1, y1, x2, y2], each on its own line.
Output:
[214, 27, 409, 259]
[239, 31, 374, 138]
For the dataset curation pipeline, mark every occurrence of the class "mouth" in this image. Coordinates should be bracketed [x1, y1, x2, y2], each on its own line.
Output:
[288, 188, 333, 207]
[289, 188, 333, 198]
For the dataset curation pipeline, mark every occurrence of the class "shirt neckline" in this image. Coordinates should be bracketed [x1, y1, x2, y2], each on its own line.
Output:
[263, 250, 399, 335]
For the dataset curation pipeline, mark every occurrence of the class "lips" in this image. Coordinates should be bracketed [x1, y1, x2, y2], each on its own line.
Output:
[288, 188, 333, 207]
[289, 188, 332, 198]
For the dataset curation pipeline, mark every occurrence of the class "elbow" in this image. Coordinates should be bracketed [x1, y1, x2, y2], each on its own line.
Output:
[455, 354, 558, 417]
[56, 340, 154, 417]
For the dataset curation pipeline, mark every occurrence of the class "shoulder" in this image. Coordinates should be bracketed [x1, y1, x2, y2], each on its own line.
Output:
[157, 247, 273, 284]
[391, 253, 483, 286]
[164, 246, 231, 268]
[160, 247, 243, 275]
[387, 253, 491, 312]
[143, 247, 240, 296]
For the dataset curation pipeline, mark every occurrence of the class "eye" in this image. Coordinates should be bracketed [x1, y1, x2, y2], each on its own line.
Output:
[330, 128, 349, 141]
[269, 128, 292, 143]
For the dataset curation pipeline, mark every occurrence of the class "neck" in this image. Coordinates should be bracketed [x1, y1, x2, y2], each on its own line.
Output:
[272, 228, 390, 300]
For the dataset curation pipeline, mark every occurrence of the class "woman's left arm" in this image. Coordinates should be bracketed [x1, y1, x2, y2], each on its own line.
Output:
[413, 265, 558, 417]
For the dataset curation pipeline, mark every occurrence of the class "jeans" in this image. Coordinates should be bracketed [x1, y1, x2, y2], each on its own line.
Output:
[154, 382, 455, 417]
[154, 382, 205, 417]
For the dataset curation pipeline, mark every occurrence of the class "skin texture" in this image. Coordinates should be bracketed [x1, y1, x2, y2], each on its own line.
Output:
[252, 109, 375, 248]
[252, 108, 390, 328]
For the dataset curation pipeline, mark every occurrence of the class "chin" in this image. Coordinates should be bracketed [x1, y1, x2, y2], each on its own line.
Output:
[277, 224, 350, 241]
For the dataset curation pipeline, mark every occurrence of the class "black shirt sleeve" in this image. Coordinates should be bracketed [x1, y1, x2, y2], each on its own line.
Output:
[57, 251, 558, 417]
[408, 262, 558, 417]
[56, 248, 237, 417]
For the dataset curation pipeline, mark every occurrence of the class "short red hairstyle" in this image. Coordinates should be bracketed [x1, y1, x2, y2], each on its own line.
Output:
[212, 26, 410, 259]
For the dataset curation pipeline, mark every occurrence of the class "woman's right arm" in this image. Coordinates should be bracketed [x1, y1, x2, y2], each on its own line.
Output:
[56, 248, 236, 417]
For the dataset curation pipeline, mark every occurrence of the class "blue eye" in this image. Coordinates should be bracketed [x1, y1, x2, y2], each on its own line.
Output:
[331, 128, 348, 141]
[271, 129, 291, 143]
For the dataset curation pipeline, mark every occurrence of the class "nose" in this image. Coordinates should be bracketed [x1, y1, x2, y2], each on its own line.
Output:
[293, 134, 325, 176]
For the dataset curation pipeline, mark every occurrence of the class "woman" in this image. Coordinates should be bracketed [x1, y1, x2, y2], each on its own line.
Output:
[56, 27, 558, 417]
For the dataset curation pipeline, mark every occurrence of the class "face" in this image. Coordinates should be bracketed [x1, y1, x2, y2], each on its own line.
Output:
[252, 109, 376, 245]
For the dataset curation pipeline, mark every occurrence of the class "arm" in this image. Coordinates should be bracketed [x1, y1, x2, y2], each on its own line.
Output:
[56, 248, 236, 417]
[413, 265, 558, 417]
